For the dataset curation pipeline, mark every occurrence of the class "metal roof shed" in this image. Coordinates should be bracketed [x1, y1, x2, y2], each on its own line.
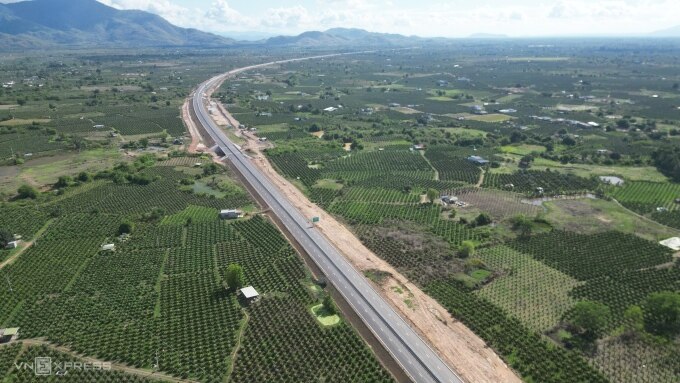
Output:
[240, 286, 259, 299]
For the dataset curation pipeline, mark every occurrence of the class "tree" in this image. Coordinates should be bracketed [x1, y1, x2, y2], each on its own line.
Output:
[77, 172, 91, 182]
[118, 220, 134, 235]
[225, 263, 245, 291]
[322, 295, 336, 315]
[511, 215, 534, 238]
[202, 163, 220, 176]
[459, 241, 475, 258]
[55, 175, 72, 188]
[616, 119, 630, 129]
[643, 291, 680, 337]
[0, 228, 13, 247]
[17, 184, 38, 199]
[474, 213, 492, 226]
[621, 305, 644, 337]
[426, 188, 439, 204]
[569, 300, 610, 335]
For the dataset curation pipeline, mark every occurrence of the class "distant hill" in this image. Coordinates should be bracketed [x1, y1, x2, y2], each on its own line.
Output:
[265, 28, 430, 47]
[468, 33, 509, 39]
[0, 0, 234, 49]
[650, 25, 680, 37]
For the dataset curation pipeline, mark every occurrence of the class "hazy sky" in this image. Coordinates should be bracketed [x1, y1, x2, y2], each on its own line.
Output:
[5, 0, 680, 37]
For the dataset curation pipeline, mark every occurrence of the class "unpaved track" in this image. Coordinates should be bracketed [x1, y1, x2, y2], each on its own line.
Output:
[4, 339, 197, 383]
[184, 66, 520, 383]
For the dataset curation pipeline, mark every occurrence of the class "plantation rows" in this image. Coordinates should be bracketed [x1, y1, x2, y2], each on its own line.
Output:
[425, 148, 483, 184]
[324, 151, 434, 173]
[268, 152, 321, 187]
[610, 181, 680, 211]
[508, 231, 673, 281]
[158, 272, 242, 381]
[230, 297, 393, 383]
[476, 246, 581, 333]
[592, 336, 680, 383]
[483, 170, 599, 195]
[56, 168, 250, 216]
[341, 187, 420, 204]
[426, 280, 608, 383]
[261, 129, 309, 141]
[39, 212, 121, 241]
[309, 187, 339, 208]
[160, 205, 219, 225]
[51, 117, 100, 133]
[0, 135, 66, 158]
[93, 109, 184, 136]
[0, 204, 48, 238]
[352, 172, 463, 191]
[330, 201, 477, 247]
[293, 146, 346, 162]
[330, 201, 441, 226]
[569, 266, 680, 328]
[0, 160, 391, 382]
[157, 156, 203, 167]
[4, 345, 156, 382]
[651, 209, 680, 229]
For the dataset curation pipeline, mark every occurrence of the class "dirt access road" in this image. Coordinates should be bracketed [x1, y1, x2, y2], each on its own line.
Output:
[3, 339, 196, 383]
[183, 64, 520, 383]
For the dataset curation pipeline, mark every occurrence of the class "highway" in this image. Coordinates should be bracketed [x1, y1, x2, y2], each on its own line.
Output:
[191, 53, 463, 383]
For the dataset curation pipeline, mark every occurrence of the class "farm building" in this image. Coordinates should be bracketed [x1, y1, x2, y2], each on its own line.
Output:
[323, 107, 337, 112]
[470, 105, 487, 115]
[93, 124, 105, 129]
[412, 144, 426, 150]
[5, 240, 19, 249]
[0, 328, 19, 343]
[441, 195, 459, 204]
[100, 244, 115, 252]
[467, 155, 489, 165]
[238, 286, 260, 303]
[220, 209, 244, 219]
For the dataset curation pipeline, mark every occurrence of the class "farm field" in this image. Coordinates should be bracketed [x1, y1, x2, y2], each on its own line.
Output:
[218, 43, 680, 383]
[0, 158, 392, 382]
[1, 38, 680, 383]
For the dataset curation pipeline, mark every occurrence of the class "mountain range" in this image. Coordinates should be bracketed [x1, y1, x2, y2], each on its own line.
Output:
[0, 0, 679, 50]
[0, 0, 234, 48]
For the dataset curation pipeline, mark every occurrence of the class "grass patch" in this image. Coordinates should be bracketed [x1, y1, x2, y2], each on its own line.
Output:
[364, 269, 391, 284]
[466, 113, 513, 122]
[313, 178, 344, 190]
[0, 118, 51, 126]
[310, 304, 340, 326]
[476, 246, 582, 332]
[161, 205, 218, 225]
[501, 144, 546, 156]
[470, 269, 492, 282]
[544, 198, 676, 241]
[191, 181, 226, 198]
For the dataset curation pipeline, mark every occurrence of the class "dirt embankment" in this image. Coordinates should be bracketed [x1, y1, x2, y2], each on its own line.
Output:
[183, 80, 521, 383]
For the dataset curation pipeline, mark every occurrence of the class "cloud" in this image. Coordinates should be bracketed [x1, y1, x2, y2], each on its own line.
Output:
[84, 0, 680, 38]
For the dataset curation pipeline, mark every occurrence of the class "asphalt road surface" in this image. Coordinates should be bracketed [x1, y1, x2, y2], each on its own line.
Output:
[191, 53, 463, 383]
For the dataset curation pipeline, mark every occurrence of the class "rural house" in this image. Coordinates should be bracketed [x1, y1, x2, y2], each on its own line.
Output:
[0, 328, 19, 343]
[238, 286, 260, 303]
[220, 209, 244, 219]
[467, 155, 489, 165]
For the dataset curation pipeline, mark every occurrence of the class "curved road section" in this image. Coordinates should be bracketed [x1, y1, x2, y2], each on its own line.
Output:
[191, 54, 463, 383]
